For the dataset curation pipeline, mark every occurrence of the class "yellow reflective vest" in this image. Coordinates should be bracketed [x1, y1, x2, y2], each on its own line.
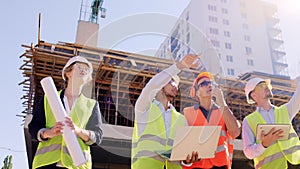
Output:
[32, 91, 95, 169]
[245, 105, 300, 169]
[131, 102, 186, 169]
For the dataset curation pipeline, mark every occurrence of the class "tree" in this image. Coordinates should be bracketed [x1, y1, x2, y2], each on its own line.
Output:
[1, 155, 12, 169]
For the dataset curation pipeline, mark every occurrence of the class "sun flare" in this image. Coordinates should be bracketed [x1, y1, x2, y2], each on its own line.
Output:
[278, 0, 300, 14]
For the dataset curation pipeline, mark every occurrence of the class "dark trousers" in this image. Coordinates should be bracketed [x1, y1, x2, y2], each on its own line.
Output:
[163, 166, 225, 169]
[193, 166, 227, 169]
[36, 163, 67, 169]
[288, 162, 300, 169]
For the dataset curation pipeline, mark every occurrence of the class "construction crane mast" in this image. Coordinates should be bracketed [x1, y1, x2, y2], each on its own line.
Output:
[79, 0, 106, 24]
[90, 0, 106, 23]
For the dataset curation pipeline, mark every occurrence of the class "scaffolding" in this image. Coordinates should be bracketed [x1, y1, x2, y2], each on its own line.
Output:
[19, 40, 300, 168]
[19, 40, 300, 126]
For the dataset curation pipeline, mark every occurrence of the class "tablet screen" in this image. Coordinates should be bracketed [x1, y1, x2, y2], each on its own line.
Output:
[256, 124, 290, 141]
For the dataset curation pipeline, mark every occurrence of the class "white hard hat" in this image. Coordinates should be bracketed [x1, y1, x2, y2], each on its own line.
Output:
[245, 78, 271, 104]
[172, 75, 180, 86]
[62, 56, 93, 81]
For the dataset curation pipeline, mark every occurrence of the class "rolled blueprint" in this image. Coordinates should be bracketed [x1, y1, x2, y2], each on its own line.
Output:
[40, 77, 86, 167]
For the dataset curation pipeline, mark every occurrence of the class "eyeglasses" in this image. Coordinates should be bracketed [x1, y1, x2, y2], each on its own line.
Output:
[75, 63, 90, 72]
[169, 80, 178, 88]
[198, 80, 214, 87]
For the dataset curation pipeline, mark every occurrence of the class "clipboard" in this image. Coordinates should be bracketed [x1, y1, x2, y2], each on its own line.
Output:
[167, 126, 222, 161]
[256, 124, 290, 141]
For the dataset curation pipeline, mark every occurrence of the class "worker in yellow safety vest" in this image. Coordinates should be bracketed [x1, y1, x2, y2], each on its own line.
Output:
[131, 54, 201, 169]
[243, 77, 300, 169]
[182, 72, 241, 169]
[29, 56, 103, 169]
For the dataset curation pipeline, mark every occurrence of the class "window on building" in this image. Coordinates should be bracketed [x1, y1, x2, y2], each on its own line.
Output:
[187, 47, 191, 54]
[244, 35, 250, 41]
[247, 59, 254, 66]
[178, 54, 182, 60]
[208, 4, 217, 11]
[211, 40, 220, 47]
[209, 16, 218, 23]
[227, 68, 235, 76]
[225, 42, 232, 49]
[219, 67, 223, 74]
[226, 55, 233, 62]
[241, 12, 247, 19]
[245, 47, 252, 54]
[209, 28, 219, 35]
[186, 23, 190, 32]
[186, 33, 190, 44]
[186, 12, 190, 21]
[223, 19, 229, 25]
[222, 8, 228, 14]
[170, 36, 178, 53]
[224, 31, 230, 37]
[242, 23, 249, 29]
[240, 1, 246, 7]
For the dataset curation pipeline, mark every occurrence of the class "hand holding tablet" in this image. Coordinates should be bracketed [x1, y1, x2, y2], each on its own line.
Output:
[256, 124, 290, 141]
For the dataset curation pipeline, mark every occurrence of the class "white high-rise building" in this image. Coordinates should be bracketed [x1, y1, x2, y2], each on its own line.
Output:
[156, 0, 289, 77]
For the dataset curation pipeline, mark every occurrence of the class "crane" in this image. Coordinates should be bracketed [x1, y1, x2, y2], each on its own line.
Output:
[90, 0, 106, 23]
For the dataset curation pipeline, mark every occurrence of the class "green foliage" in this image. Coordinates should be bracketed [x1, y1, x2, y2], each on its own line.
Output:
[1, 155, 12, 169]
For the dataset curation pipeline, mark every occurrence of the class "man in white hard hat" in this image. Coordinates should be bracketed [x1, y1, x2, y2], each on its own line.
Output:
[131, 54, 201, 169]
[242, 77, 300, 169]
[29, 56, 103, 169]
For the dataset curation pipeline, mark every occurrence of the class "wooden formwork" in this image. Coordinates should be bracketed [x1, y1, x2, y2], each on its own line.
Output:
[19, 40, 299, 168]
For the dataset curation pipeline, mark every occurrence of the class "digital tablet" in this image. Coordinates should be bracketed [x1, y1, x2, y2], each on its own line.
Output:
[256, 124, 290, 141]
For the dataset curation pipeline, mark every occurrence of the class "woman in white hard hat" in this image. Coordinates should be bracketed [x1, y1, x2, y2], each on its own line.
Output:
[29, 56, 103, 169]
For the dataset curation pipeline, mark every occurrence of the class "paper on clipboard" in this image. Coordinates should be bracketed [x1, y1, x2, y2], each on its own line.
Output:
[256, 124, 290, 141]
[169, 126, 221, 161]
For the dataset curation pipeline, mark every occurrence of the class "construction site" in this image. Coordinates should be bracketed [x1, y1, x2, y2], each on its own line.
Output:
[18, 1, 300, 169]
[19, 40, 300, 169]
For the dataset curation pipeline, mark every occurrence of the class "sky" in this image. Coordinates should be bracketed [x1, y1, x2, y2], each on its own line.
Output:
[0, 0, 299, 168]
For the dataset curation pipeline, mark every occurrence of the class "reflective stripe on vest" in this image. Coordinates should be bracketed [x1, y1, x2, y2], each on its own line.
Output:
[132, 134, 174, 148]
[35, 143, 61, 155]
[256, 145, 300, 168]
[131, 102, 186, 169]
[246, 105, 300, 169]
[62, 145, 92, 163]
[32, 91, 95, 169]
[183, 106, 233, 168]
[132, 150, 165, 163]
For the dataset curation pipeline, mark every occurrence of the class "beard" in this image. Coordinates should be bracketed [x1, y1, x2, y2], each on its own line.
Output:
[163, 88, 177, 100]
[165, 93, 176, 100]
[265, 90, 273, 99]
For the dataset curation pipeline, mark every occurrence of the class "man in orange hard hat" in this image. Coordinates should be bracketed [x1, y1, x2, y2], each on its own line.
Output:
[182, 72, 241, 169]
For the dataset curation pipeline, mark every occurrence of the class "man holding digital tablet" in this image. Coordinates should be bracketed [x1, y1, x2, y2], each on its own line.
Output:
[243, 77, 300, 169]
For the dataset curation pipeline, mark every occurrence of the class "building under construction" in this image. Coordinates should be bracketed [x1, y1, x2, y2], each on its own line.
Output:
[19, 39, 300, 169]
[19, 1, 300, 168]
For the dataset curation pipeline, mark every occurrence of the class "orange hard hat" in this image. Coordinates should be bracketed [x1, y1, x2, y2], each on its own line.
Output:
[189, 72, 214, 98]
